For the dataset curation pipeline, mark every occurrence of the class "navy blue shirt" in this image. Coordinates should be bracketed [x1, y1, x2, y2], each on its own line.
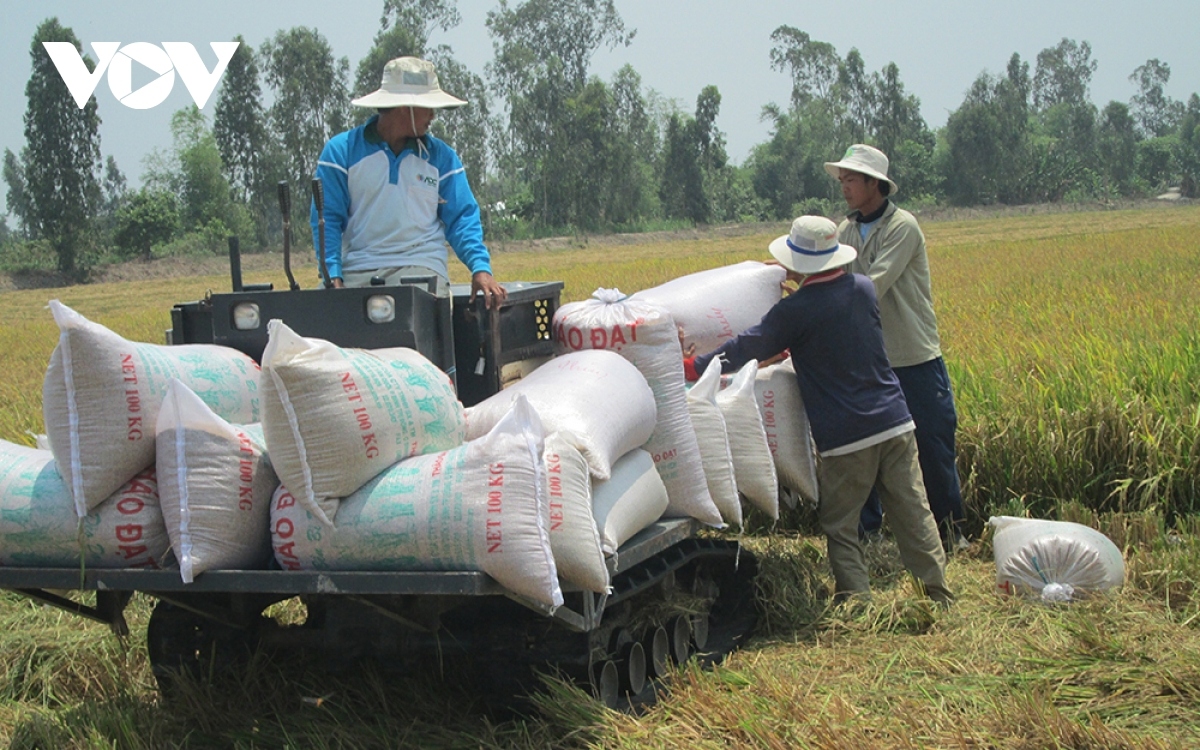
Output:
[694, 272, 911, 453]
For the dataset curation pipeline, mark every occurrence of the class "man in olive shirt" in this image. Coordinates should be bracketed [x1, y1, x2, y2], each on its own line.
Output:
[826, 144, 967, 548]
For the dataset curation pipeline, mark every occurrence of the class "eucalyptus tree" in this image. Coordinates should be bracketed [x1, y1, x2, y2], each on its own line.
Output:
[1129, 59, 1183, 138]
[17, 18, 103, 275]
[942, 54, 1034, 205]
[485, 0, 634, 228]
[260, 27, 350, 189]
[214, 36, 269, 204]
[213, 36, 283, 246]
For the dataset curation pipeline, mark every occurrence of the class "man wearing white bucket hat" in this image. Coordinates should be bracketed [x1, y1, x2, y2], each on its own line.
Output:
[826, 144, 965, 549]
[311, 57, 507, 308]
[684, 216, 951, 605]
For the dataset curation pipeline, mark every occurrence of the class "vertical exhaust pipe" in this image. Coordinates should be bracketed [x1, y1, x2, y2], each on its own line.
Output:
[228, 235, 243, 292]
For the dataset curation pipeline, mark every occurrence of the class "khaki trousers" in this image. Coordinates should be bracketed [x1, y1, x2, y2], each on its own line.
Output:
[818, 432, 951, 602]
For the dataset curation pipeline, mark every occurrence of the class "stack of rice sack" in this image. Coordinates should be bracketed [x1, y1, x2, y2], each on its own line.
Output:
[463, 350, 668, 590]
[0, 300, 264, 571]
[631, 264, 789, 523]
[753, 360, 819, 506]
[260, 320, 562, 608]
[552, 289, 722, 527]
[632, 261, 786, 357]
[0, 441, 169, 568]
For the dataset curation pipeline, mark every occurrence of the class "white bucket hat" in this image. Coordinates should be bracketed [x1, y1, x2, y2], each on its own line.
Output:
[769, 216, 857, 275]
[824, 144, 898, 195]
[351, 57, 466, 110]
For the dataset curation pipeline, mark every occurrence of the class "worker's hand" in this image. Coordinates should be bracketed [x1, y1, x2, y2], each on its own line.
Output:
[472, 271, 507, 311]
[764, 260, 803, 294]
[331, 277, 344, 288]
[677, 326, 695, 358]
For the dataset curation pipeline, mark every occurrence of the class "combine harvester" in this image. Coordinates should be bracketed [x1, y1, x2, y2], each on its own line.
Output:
[0, 182, 759, 709]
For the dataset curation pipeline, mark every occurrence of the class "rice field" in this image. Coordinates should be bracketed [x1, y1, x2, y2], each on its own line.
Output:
[0, 203, 1198, 747]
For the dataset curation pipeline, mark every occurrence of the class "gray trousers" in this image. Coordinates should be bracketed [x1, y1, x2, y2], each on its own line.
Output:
[818, 432, 951, 603]
[342, 265, 449, 297]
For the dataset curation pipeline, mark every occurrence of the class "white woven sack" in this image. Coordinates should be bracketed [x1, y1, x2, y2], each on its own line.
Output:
[754, 360, 819, 505]
[717, 360, 780, 520]
[270, 396, 563, 609]
[592, 449, 669, 558]
[631, 261, 785, 356]
[464, 349, 655, 481]
[989, 516, 1125, 601]
[553, 289, 721, 526]
[156, 380, 277, 583]
[0, 440, 169, 568]
[261, 320, 465, 528]
[686, 359, 742, 527]
[42, 300, 262, 517]
[544, 432, 609, 593]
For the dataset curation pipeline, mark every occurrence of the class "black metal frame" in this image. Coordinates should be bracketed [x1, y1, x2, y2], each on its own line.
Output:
[0, 520, 704, 636]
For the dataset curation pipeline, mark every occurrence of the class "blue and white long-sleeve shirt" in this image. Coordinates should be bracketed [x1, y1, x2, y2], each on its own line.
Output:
[311, 115, 492, 281]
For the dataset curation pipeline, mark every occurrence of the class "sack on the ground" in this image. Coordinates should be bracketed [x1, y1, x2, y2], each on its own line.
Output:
[553, 289, 721, 526]
[989, 516, 1125, 601]
[0, 440, 168, 568]
[632, 261, 785, 356]
[43, 300, 261, 517]
[156, 379, 276, 583]
[754, 360, 819, 505]
[592, 449, 670, 559]
[465, 350, 655, 481]
[544, 432, 609, 593]
[270, 396, 562, 609]
[718, 360, 779, 519]
[686, 359, 741, 527]
[261, 320, 465, 527]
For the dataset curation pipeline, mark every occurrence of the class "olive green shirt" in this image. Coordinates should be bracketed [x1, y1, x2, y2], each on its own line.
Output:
[838, 202, 942, 368]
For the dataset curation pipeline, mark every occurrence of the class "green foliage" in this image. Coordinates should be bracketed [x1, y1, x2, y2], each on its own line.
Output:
[144, 107, 253, 248]
[1130, 58, 1183, 138]
[486, 0, 638, 231]
[19, 18, 103, 277]
[1135, 136, 1178, 191]
[1032, 38, 1097, 112]
[943, 55, 1033, 205]
[260, 27, 350, 189]
[1175, 94, 1200, 197]
[112, 189, 179, 261]
[2, 149, 29, 239]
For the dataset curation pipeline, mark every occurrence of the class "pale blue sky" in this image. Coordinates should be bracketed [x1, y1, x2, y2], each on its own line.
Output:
[2, 0, 1196, 212]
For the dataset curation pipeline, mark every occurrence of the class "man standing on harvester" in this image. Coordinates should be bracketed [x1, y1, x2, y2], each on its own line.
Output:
[827, 144, 967, 549]
[311, 56, 507, 310]
[683, 216, 952, 605]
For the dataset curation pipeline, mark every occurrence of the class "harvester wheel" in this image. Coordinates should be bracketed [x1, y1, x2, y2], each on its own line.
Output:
[146, 600, 260, 693]
[593, 660, 620, 708]
[619, 641, 647, 696]
[670, 615, 692, 664]
[691, 612, 710, 651]
[647, 626, 671, 678]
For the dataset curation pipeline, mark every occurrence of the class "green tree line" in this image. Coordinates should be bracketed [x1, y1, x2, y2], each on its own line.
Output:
[3, 3, 1199, 280]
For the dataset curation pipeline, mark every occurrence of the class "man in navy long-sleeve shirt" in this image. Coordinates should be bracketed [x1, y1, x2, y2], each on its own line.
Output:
[685, 216, 950, 603]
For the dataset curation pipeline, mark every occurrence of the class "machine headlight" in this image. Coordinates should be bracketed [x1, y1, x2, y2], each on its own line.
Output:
[232, 302, 261, 330]
[367, 295, 396, 324]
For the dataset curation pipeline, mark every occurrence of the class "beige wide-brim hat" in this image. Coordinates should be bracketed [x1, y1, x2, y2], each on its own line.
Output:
[768, 215, 857, 275]
[351, 56, 466, 109]
[824, 143, 899, 194]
